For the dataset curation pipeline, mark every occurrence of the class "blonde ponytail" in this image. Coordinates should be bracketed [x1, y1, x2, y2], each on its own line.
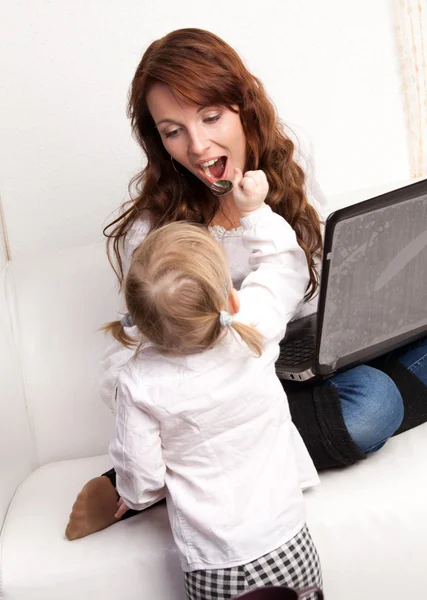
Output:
[101, 320, 137, 349]
[230, 321, 264, 357]
[103, 222, 267, 358]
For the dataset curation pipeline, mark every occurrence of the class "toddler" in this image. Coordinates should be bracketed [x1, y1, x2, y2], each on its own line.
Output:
[106, 168, 322, 600]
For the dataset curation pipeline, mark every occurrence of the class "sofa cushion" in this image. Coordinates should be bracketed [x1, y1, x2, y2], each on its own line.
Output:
[1, 424, 427, 600]
[305, 423, 427, 599]
[0, 455, 185, 600]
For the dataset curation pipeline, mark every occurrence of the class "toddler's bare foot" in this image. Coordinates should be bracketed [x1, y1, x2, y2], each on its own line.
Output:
[65, 475, 119, 540]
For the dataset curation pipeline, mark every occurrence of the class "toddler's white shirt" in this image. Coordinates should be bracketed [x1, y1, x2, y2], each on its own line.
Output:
[108, 206, 319, 572]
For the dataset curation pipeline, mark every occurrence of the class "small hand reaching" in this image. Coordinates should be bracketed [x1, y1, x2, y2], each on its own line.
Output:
[115, 496, 130, 519]
[232, 168, 269, 216]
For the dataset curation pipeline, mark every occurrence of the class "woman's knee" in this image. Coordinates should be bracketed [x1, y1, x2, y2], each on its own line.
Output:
[328, 364, 404, 454]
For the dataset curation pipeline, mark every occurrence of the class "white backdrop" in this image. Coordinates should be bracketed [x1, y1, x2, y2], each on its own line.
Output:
[0, 0, 409, 261]
[0, 203, 7, 270]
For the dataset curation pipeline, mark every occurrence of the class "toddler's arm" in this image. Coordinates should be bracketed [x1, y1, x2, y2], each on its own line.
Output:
[232, 169, 310, 342]
[109, 369, 166, 511]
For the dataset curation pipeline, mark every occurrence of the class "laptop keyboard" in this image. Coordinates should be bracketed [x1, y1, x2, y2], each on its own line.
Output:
[277, 334, 316, 367]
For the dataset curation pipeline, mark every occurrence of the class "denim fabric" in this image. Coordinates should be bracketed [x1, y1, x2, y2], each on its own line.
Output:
[397, 335, 427, 387]
[324, 365, 404, 454]
[325, 335, 427, 454]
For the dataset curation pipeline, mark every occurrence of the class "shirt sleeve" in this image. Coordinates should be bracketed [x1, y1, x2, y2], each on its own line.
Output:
[99, 216, 151, 414]
[120, 216, 152, 282]
[283, 124, 327, 320]
[236, 205, 310, 342]
[109, 370, 166, 511]
[284, 122, 328, 222]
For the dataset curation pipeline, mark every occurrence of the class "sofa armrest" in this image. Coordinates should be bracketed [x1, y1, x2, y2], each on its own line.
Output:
[0, 268, 34, 528]
[5, 242, 118, 466]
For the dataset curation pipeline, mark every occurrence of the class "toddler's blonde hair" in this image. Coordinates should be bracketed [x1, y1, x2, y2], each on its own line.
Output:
[103, 222, 264, 356]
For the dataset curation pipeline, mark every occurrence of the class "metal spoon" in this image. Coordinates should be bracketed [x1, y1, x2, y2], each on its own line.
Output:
[210, 179, 233, 196]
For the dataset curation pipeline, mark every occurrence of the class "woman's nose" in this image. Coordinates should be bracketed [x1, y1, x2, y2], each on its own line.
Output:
[188, 127, 211, 157]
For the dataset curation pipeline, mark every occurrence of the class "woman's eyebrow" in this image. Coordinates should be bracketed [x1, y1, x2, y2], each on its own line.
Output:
[155, 106, 215, 127]
[155, 118, 181, 127]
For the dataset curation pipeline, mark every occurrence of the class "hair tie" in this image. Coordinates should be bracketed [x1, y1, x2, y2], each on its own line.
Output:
[219, 310, 233, 327]
[120, 313, 133, 328]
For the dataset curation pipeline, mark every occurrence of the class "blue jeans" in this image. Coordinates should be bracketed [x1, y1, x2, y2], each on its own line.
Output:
[324, 335, 427, 454]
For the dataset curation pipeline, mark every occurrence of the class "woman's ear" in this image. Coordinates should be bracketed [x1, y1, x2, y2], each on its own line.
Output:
[228, 288, 240, 315]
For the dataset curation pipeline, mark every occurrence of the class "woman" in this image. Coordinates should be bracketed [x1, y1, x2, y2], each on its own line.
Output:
[66, 28, 427, 541]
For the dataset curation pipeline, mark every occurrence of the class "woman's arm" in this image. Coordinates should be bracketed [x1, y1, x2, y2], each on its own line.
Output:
[284, 122, 328, 220]
[99, 216, 151, 413]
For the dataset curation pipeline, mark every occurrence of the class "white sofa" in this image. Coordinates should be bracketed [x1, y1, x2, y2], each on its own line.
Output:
[1, 185, 427, 600]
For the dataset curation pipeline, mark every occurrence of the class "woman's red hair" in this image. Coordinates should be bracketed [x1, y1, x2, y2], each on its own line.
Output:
[104, 28, 322, 299]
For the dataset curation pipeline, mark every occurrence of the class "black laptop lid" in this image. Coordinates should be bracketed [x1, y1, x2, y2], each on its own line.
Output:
[314, 179, 427, 376]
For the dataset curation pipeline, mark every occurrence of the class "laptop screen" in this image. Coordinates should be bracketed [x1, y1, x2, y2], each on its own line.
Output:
[318, 192, 427, 369]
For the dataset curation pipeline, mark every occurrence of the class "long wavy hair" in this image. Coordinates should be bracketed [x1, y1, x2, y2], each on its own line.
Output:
[104, 28, 322, 299]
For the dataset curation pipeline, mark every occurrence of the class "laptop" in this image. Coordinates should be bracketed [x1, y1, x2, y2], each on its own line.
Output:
[275, 178, 427, 382]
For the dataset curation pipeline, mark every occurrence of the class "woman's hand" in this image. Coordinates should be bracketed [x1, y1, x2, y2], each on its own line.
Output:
[232, 168, 268, 216]
[115, 496, 130, 519]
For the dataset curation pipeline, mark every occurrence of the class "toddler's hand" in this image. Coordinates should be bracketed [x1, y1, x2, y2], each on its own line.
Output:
[115, 496, 130, 519]
[232, 168, 268, 216]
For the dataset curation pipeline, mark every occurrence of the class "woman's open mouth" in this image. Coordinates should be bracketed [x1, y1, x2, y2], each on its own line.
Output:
[197, 156, 228, 184]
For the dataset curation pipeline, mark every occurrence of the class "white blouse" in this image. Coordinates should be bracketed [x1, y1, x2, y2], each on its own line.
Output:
[108, 206, 319, 572]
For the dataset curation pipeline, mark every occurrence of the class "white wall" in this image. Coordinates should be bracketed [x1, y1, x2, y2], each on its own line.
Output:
[0, 0, 409, 260]
[0, 211, 7, 271]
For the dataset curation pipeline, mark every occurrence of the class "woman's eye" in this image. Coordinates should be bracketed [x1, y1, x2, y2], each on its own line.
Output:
[204, 114, 221, 124]
[165, 128, 180, 138]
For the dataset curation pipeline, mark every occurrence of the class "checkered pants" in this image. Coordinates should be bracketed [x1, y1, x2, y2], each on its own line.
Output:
[184, 525, 322, 600]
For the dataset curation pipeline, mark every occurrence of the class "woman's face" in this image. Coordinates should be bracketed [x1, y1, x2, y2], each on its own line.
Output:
[146, 83, 246, 190]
